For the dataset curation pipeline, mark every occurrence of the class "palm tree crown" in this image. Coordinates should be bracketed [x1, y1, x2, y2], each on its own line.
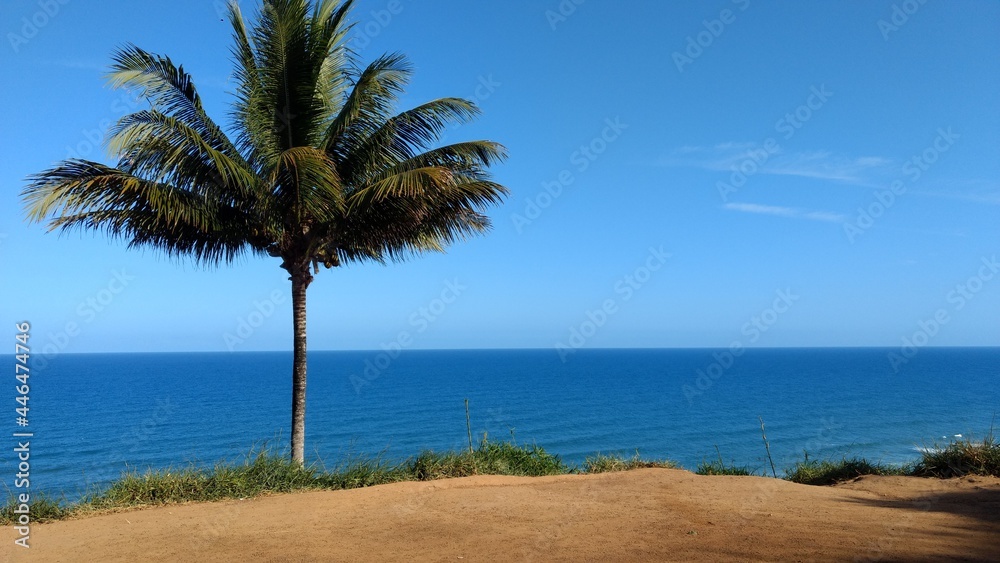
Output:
[22, 0, 508, 463]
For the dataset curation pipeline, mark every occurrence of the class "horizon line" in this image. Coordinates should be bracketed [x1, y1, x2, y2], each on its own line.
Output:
[17, 345, 1000, 356]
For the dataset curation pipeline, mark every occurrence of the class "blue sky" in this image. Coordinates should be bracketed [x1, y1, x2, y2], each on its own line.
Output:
[1, 0, 998, 354]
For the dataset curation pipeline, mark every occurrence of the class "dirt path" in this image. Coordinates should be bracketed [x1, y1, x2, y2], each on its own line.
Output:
[4, 469, 998, 562]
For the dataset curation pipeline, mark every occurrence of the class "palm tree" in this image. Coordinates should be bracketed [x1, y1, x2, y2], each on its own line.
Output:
[22, 0, 508, 464]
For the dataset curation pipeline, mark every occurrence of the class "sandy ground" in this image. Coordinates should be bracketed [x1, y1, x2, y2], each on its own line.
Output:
[3, 469, 998, 562]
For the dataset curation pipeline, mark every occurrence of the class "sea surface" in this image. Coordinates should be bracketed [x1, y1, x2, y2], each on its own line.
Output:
[9, 347, 999, 500]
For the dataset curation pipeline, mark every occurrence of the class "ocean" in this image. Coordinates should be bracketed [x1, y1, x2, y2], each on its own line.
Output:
[10, 347, 999, 500]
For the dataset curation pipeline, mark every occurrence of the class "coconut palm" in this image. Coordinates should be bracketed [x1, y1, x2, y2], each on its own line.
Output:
[22, 0, 508, 464]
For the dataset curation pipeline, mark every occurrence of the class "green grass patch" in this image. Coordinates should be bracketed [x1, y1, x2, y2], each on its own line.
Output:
[0, 438, 580, 525]
[0, 493, 70, 524]
[583, 452, 677, 474]
[409, 439, 567, 480]
[472, 440, 567, 476]
[695, 459, 757, 476]
[81, 449, 322, 510]
[784, 457, 908, 485]
[316, 457, 409, 489]
[695, 447, 757, 476]
[408, 450, 478, 480]
[911, 435, 1000, 478]
[783, 433, 1000, 485]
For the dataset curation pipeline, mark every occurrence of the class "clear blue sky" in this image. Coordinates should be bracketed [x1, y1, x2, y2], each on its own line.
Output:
[2, 0, 998, 353]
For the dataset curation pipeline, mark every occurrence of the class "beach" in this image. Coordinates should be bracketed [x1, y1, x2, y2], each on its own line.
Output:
[5, 468, 998, 562]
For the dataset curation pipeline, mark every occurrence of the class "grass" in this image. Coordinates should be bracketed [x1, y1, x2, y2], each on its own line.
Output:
[5, 431, 999, 525]
[910, 434, 1000, 478]
[784, 457, 908, 485]
[783, 433, 1000, 485]
[583, 452, 677, 473]
[81, 449, 324, 510]
[0, 493, 70, 524]
[696, 459, 757, 476]
[696, 446, 758, 476]
[317, 458, 408, 490]
[410, 440, 566, 480]
[0, 438, 575, 525]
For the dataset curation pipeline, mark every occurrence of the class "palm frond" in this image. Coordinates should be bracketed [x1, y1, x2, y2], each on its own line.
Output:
[341, 98, 483, 186]
[229, 0, 272, 168]
[107, 44, 237, 158]
[22, 160, 260, 264]
[310, 0, 354, 115]
[382, 140, 508, 185]
[109, 110, 258, 200]
[322, 53, 412, 162]
[270, 146, 344, 220]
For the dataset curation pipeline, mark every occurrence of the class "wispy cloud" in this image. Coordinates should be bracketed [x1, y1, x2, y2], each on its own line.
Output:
[658, 143, 759, 171]
[763, 152, 892, 184]
[659, 144, 891, 186]
[917, 182, 1000, 206]
[950, 192, 1000, 205]
[723, 202, 846, 223]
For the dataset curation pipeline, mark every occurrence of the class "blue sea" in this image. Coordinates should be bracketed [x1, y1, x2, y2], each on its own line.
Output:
[9, 348, 999, 500]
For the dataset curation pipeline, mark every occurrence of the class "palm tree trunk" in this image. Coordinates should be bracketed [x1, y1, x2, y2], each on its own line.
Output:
[290, 268, 311, 465]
